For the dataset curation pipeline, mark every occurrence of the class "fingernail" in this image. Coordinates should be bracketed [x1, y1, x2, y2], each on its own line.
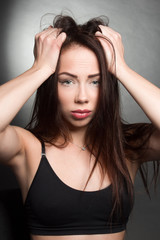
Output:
[95, 31, 102, 36]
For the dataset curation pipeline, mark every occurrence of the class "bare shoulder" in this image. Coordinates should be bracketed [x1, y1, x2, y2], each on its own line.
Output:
[0, 125, 41, 175]
[15, 126, 40, 149]
[0, 125, 26, 166]
[13, 126, 42, 167]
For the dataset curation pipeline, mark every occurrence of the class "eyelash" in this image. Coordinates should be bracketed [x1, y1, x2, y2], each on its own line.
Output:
[58, 79, 100, 86]
[59, 80, 73, 86]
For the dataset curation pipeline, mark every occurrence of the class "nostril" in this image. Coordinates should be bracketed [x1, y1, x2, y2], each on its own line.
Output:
[75, 99, 89, 104]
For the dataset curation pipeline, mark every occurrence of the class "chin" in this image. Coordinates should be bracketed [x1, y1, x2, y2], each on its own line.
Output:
[70, 122, 89, 129]
[65, 119, 91, 130]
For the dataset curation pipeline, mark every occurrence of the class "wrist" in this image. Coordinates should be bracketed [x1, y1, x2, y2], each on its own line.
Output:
[116, 63, 131, 81]
[31, 63, 55, 78]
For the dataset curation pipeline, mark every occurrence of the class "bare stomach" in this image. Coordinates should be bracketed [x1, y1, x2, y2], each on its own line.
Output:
[31, 231, 125, 240]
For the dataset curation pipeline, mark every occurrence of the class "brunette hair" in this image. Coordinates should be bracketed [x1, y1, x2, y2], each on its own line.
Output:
[26, 15, 157, 214]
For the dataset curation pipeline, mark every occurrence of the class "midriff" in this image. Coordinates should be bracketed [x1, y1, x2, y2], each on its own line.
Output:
[31, 231, 125, 240]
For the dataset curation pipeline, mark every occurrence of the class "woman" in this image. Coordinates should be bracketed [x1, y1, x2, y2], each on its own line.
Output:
[0, 15, 160, 240]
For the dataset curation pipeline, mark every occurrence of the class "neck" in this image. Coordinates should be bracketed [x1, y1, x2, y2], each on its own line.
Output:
[55, 125, 87, 149]
[69, 127, 86, 147]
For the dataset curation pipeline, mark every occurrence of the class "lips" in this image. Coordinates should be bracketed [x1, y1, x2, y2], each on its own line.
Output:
[71, 109, 91, 119]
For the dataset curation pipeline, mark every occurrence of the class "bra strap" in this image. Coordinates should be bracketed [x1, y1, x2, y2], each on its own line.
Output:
[41, 141, 46, 156]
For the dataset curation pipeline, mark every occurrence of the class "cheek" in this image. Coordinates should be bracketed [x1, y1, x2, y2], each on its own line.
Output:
[58, 89, 73, 109]
[90, 89, 99, 105]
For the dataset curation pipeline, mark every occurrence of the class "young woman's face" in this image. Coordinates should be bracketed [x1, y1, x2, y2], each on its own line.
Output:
[58, 45, 100, 129]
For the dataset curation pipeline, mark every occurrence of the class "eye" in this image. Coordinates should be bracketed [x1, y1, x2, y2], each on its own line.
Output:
[58, 79, 74, 86]
[91, 80, 100, 86]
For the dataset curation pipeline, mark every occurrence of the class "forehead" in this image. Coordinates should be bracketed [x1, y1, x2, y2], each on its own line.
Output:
[58, 45, 99, 75]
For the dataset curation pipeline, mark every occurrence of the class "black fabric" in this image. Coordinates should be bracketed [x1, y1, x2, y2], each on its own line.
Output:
[24, 142, 133, 236]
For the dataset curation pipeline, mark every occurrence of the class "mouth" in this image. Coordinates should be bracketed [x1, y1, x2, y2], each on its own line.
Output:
[71, 109, 91, 119]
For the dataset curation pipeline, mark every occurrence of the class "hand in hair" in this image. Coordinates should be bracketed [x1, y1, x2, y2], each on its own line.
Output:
[95, 25, 126, 76]
[96, 25, 160, 130]
[33, 26, 66, 75]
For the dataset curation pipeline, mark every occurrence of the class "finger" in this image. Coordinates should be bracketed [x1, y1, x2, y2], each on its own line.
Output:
[35, 27, 53, 38]
[35, 27, 59, 42]
[95, 30, 115, 70]
[98, 25, 116, 34]
[95, 30, 102, 35]
[33, 28, 55, 57]
[47, 28, 63, 40]
[56, 32, 67, 48]
[95, 30, 113, 50]
[98, 26, 114, 40]
[98, 25, 122, 44]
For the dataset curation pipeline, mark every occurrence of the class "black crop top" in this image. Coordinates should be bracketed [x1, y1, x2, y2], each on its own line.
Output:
[24, 142, 133, 236]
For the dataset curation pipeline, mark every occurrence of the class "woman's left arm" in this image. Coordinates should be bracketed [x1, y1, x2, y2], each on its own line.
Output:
[96, 25, 160, 130]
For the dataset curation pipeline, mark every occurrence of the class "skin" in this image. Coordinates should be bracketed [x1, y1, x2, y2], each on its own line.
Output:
[0, 26, 160, 240]
[57, 45, 100, 137]
[31, 233, 126, 240]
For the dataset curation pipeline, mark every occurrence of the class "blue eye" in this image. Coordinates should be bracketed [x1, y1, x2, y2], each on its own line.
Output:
[59, 80, 73, 86]
[91, 80, 100, 86]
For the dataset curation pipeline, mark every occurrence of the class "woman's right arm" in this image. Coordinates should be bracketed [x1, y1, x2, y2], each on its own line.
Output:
[0, 27, 66, 165]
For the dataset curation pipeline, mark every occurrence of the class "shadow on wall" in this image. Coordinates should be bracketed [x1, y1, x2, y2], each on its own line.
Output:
[0, 1, 29, 239]
[0, 0, 20, 188]
[0, 0, 15, 84]
[0, 188, 30, 240]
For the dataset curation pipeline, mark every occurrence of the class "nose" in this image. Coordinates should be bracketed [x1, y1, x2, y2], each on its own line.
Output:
[75, 84, 89, 104]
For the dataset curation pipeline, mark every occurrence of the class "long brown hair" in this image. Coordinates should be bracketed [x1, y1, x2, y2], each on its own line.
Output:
[26, 15, 157, 213]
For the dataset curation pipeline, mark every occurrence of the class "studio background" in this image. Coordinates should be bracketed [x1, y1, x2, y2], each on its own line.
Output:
[0, 0, 160, 239]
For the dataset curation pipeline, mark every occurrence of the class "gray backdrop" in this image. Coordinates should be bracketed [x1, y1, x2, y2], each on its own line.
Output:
[0, 0, 160, 239]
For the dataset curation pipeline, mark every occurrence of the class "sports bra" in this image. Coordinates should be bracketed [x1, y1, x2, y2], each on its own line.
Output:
[24, 141, 133, 236]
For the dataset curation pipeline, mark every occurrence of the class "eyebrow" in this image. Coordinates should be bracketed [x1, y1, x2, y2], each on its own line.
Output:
[58, 72, 100, 78]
